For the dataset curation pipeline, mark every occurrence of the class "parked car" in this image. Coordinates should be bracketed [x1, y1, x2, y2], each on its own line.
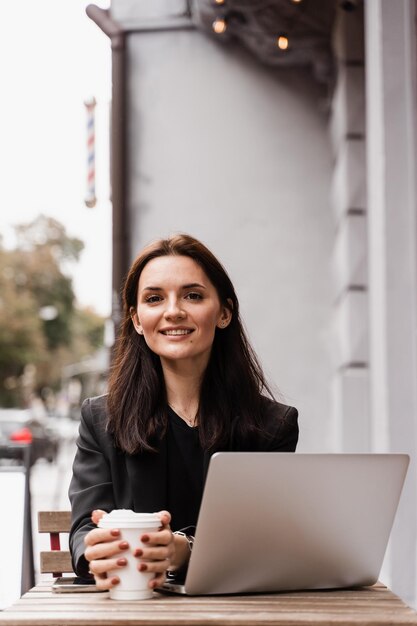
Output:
[0, 409, 60, 466]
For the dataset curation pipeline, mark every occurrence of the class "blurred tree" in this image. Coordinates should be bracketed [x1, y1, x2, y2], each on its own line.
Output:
[14, 214, 84, 262]
[0, 215, 105, 407]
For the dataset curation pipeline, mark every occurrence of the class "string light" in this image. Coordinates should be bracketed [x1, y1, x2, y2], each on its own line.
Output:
[277, 34, 289, 50]
[212, 17, 227, 34]
[209, 4, 306, 55]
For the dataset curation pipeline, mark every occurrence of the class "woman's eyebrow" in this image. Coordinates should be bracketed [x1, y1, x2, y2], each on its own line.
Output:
[141, 283, 206, 292]
[182, 283, 206, 289]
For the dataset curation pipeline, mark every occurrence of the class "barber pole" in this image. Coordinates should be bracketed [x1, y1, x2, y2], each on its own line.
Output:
[84, 97, 96, 208]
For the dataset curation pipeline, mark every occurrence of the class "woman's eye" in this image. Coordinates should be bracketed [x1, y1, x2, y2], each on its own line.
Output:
[145, 295, 162, 303]
[185, 292, 203, 301]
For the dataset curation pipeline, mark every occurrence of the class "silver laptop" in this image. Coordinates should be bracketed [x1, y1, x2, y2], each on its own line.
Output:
[161, 453, 409, 595]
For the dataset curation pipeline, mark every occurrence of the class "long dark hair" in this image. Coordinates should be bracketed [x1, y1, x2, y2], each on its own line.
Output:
[107, 234, 274, 454]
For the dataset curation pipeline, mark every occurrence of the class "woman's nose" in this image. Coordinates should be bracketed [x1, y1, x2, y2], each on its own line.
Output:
[164, 298, 185, 320]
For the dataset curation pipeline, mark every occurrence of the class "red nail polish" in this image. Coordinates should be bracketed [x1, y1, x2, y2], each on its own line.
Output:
[134, 548, 143, 557]
[141, 535, 149, 543]
[111, 529, 120, 537]
[117, 558, 127, 566]
[111, 577, 120, 585]
[119, 541, 129, 550]
[139, 563, 147, 572]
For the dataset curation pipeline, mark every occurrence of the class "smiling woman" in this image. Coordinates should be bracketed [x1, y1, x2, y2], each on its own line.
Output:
[68, 233, 299, 593]
[131, 255, 232, 382]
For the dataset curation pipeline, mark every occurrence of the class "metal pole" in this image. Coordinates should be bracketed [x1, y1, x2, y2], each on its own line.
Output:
[85, 6, 129, 334]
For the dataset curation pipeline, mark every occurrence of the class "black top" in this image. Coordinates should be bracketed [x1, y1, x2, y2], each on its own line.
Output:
[167, 406, 204, 532]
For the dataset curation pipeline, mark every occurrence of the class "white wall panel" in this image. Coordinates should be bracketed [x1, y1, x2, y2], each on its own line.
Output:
[330, 65, 365, 153]
[335, 290, 369, 366]
[332, 213, 367, 296]
[333, 368, 370, 452]
[331, 139, 366, 220]
[111, 0, 187, 27]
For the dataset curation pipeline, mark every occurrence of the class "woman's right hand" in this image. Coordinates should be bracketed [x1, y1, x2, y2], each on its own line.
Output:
[84, 509, 127, 591]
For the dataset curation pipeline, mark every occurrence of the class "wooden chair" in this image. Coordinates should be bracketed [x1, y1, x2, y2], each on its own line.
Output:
[38, 511, 73, 577]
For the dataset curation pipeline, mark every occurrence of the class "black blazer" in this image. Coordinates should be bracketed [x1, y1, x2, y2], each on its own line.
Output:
[69, 394, 299, 577]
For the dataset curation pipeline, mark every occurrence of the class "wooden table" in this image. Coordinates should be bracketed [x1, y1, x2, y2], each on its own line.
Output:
[1, 581, 417, 625]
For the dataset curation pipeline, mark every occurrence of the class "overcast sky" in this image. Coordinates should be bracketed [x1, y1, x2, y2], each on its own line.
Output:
[0, 0, 112, 316]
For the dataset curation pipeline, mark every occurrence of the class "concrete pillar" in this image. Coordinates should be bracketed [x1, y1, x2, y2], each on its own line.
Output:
[365, 0, 417, 606]
[330, 4, 370, 453]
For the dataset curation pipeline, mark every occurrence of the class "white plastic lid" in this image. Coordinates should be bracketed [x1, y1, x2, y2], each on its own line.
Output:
[97, 509, 161, 529]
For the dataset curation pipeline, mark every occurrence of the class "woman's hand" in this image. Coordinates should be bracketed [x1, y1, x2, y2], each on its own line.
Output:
[136, 510, 191, 589]
[84, 509, 191, 591]
[136, 510, 174, 589]
[84, 509, 129, 591]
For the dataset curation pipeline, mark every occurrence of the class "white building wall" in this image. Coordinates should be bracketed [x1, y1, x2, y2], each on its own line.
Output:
[125, 28, 334, 452]
[365, 0, 417, 607]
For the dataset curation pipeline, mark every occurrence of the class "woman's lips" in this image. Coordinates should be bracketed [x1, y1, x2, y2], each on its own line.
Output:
[159, 328, 194, 336]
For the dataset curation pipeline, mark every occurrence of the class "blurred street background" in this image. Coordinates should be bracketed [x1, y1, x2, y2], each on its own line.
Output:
[30, 418, 78, 577]
[0, 0, 111, 603]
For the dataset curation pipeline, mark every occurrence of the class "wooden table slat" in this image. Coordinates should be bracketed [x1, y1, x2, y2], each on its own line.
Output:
[1, 583, 416, 626]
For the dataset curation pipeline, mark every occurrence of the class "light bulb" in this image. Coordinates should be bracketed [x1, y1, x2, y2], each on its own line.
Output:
[277, 35, 289, 50]
[212, 18, 227, 34]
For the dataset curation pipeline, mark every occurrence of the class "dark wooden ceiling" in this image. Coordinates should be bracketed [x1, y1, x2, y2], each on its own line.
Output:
[193, 0, 337, 84]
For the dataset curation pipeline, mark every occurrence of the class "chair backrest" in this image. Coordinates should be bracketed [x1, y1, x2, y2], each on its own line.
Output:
[38, 511, 73, 577]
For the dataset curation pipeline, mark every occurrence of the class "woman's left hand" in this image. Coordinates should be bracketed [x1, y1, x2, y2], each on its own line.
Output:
[136, 510, 176, 589]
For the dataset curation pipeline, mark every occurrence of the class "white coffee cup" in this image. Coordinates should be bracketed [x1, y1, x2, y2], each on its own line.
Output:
[98, 509, 161, 600]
